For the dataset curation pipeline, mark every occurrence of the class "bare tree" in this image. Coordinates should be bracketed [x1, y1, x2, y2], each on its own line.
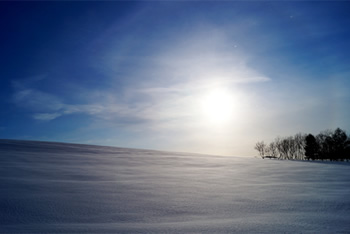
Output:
[294, 133, 306, 160]
[254, 141, 267, 158]
[268, 142, 278, 158]
[257, 128, 349, 161]
[274, 137, 283, 159]
[277, 137, 290, 160]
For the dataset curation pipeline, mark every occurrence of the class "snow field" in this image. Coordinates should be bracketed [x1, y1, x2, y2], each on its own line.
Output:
[1, 140, 350, 233]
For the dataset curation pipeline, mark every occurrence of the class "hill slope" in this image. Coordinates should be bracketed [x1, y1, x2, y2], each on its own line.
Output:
[1, 139, 350, 233]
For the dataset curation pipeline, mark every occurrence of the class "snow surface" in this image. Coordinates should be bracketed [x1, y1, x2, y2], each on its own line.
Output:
[1, 139, 350, 233]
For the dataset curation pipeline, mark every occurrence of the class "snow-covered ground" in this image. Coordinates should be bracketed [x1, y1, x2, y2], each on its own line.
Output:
[1, 139, 350, 233]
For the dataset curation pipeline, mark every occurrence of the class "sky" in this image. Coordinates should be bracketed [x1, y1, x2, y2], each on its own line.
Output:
[1, 1, 350, 156]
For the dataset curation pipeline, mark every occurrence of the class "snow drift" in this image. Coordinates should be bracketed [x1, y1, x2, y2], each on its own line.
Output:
[1, 139, 349, 233]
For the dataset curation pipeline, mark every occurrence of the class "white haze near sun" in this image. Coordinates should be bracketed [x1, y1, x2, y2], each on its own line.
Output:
[99, 27, 272, 156]
[5, 3, 350, 157]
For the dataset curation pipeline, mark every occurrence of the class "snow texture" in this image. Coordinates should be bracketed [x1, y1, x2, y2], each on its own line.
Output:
[1, 139, 350, 233]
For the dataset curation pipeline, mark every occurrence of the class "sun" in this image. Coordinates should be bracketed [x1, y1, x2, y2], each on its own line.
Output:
[200, 88, 235, 124]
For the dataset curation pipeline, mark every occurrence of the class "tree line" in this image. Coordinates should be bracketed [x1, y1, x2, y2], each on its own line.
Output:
[254, 128, 350, 161]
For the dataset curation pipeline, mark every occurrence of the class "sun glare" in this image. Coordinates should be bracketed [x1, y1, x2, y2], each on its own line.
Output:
[200, 89, 235, 124]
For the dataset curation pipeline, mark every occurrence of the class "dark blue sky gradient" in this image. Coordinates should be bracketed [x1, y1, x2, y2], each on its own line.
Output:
[1, 1, 350, 155]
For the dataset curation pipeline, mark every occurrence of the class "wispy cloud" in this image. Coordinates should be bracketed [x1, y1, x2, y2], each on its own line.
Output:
[13, 88, 64, 113]
[33, 113, 62, 121]
[11, 78, 166, 125]
[12, 26, 270, 128]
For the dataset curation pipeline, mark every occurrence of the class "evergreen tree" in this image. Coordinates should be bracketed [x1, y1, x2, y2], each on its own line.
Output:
[332, 128, 348, 161]
[304, 134, 318, 160]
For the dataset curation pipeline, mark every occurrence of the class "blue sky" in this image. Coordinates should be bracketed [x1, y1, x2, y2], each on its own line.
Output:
[1, 1, 350, 156]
